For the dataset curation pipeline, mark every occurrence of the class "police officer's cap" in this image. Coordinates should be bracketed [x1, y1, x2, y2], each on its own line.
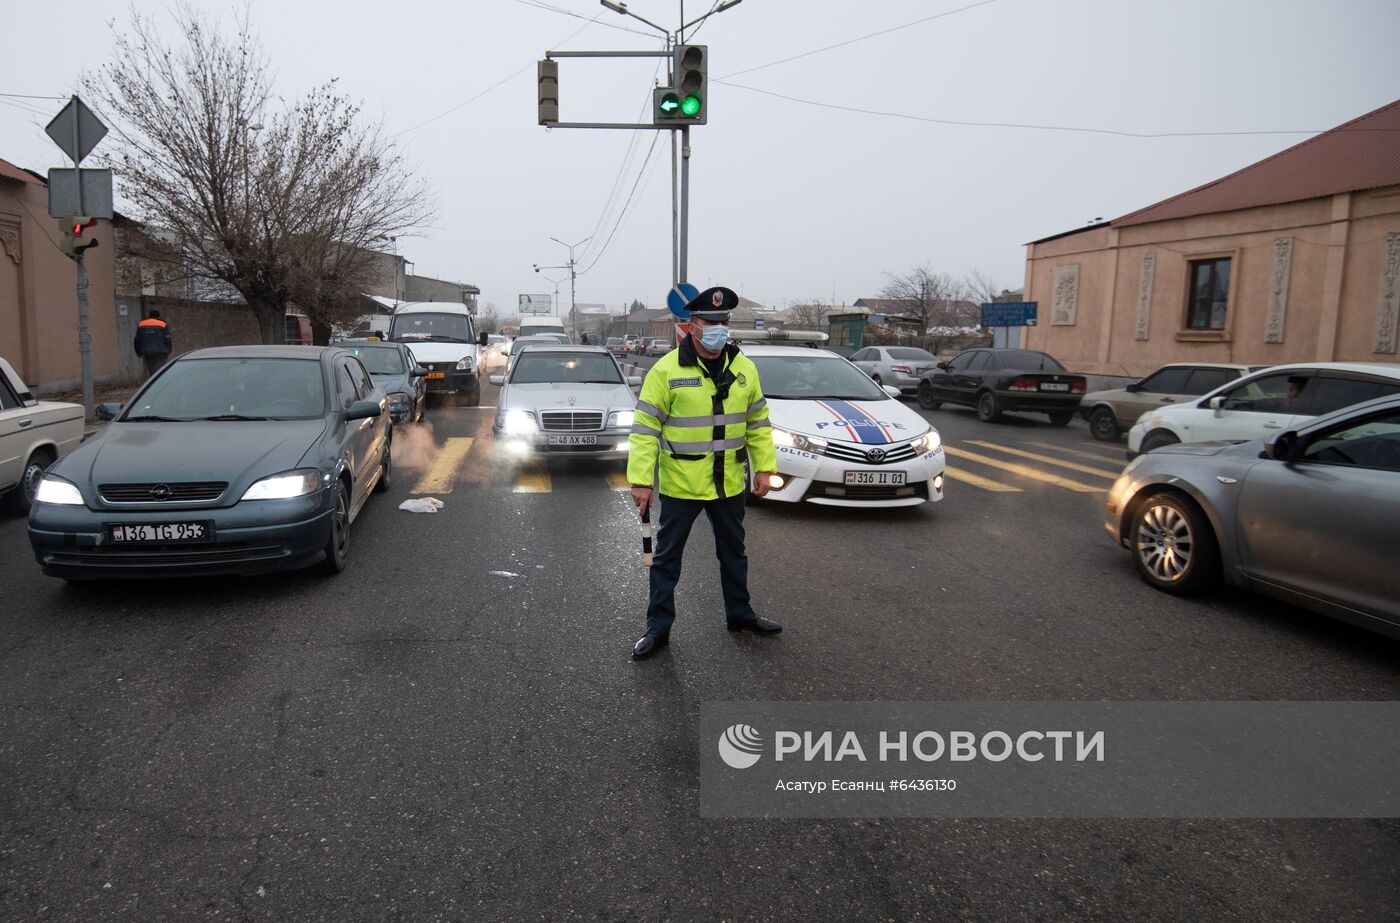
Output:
[685, 286, 739, 320]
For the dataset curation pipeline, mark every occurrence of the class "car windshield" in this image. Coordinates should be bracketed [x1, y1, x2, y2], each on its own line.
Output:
[391, 312, 472, 343]
[511, 337, 558, 356]
[346, 346, 404, 374]
[996, 350, 1065, 371]
[123, 358, 326, 420]
[750, 354, 888, 401]
[510, 352, 622, 384]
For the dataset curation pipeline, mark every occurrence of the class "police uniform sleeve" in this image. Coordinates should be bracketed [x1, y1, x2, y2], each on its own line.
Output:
[627, 365, 669, 486]
[744, 362, 777, 474]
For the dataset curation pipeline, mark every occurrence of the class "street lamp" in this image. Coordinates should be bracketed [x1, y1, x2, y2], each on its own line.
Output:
[548, 235, 590, 340]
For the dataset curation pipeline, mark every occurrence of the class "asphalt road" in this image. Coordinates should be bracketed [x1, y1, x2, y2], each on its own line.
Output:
[3, 365, 1399, 921]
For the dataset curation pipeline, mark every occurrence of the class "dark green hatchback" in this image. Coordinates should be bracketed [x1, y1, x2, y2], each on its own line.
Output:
[29, 346, 392, 580]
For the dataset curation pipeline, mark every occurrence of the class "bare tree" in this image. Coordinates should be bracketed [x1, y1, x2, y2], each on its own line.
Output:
[87, 4, 432, 344]
[964, 268, 1004, 309]
[785, 301, 832, 328]
[477, 302, 501, 335]
[881, 264, 976, 329]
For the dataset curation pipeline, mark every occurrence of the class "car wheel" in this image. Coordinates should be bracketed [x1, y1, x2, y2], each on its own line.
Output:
[465, 386, 481, 407]
[871, 374, 883, 387]
[1089, 407, 1121, 441]
[917, 381, 941, 410]
[1048, 411, 1075, 427]
[375, 439, 392, 493]
[976, 391, 1002, 423]
[1131, 491, 1219, 595]
[317, 480, 351, 574]
[1140, 430, 1180, 453]
[4, 450, 54, 516]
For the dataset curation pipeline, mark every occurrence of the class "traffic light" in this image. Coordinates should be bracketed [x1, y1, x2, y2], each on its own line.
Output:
[673, 44, 707, 124]
[58, 216, 99, 259]
[538, 59, 558, 125]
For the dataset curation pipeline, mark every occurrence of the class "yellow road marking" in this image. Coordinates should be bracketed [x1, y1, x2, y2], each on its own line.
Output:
[943, 468, 1022, 492]
[1028, 441, 1128, 465]
[513, 470, 553, 493]
[410, 437, 474, 494]
[942, 446, 1105, 493]
[605, 471, 631, 490]
[964, 440, 1121, 479]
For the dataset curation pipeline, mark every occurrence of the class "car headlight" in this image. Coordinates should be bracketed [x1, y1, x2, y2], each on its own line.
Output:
[241, 469, 322, 501]
[455, 357, 472, 371]
[34, 475, 84, 505]
[914, 429, 941, 453]
[609, 410, 635, 428]
[388, 391, 412, 409]
[501, 409, 537, 434]
[772, 427, 827, 454]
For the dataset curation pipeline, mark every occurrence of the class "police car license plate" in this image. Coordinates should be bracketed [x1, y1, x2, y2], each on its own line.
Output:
[109, 522, 210, 543]
[844, 470, 906, 486]
[426, 371, 445, 380]
[1040, 382, 1070, 391]
[547, 435, 597, 446]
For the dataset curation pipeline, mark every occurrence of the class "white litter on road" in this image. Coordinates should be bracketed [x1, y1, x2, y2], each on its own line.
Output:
[489, 571, 524, 579]
[398, 498, 445, 513]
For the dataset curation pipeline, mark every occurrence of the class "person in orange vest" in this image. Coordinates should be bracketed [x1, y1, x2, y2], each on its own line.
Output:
[133, 309, 173, 377]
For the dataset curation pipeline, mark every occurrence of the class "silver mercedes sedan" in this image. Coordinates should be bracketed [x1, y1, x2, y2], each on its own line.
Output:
[1104, 393, 1400, 638]
[489, 345, 640, 458]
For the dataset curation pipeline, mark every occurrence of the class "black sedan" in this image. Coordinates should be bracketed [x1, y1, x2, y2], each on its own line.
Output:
[341, 339, 428, 424]
[28, 346, 391, 580]
[916, 348, 1087, 425]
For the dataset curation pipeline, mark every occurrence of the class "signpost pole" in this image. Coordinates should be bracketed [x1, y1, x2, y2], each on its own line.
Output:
[76, 252, 93, 421]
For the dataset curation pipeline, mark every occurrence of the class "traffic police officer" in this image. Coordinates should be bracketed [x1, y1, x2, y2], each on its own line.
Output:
[627, 286, 782, 660]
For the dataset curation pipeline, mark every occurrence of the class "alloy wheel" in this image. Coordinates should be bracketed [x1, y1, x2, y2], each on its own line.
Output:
[1135, 502, 1193, 583]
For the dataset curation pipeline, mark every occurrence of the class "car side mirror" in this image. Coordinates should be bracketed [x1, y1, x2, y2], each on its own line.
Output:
[97, 402, 122, 421]
[1266, 431, 1301, 462]
[628, 376, 643, 387]
[410, 366, 428, 378]
[1125, 382, 1142, 393]
[345, 399, 382, 422]
[882, 385, 901, 398]
[1209, 395, 1226, 415]
[478, 332, 489, 347]
[488, 374, 505, 386]
[937, 362, 950, 371]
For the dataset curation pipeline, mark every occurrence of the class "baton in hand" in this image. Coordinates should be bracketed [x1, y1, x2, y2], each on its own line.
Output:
[639, 503, 653, 567]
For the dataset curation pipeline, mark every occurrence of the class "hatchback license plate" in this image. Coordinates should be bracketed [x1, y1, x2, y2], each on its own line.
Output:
[1040, 382, 1070, 391]
[548, 434, 597, 446]
[426, 371, 446, 380]
[109, 522, 210, 543]
[844, 470, 906, 486]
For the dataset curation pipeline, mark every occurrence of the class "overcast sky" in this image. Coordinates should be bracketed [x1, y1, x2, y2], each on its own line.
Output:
[4, 0, 1398, 315]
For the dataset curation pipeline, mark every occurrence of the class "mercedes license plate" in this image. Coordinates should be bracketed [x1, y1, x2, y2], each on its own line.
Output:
[1040, 382, 1070, 391]
[109, 522, 211, 543]
[844, 470, 906, 486]
[547, 434, 597, 446]
[426, 371, 446, 380]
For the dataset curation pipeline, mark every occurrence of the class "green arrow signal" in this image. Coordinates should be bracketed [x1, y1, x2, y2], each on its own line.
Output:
[659, 93, 679, 113]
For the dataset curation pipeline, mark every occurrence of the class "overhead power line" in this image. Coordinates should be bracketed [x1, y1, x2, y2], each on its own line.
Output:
[512, 0, 658, 38]
[579, 129, 663, 275]
[712, 80, 1339, 138]
[0, 92, 67, 100]
[717, 0, 1002, 80]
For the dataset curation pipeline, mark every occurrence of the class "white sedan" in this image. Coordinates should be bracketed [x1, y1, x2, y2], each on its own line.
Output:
[741, 345, 945, 507]
[1, 358, 85, 515]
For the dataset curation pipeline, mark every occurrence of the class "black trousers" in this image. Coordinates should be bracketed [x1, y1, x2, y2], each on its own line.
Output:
[142, 353, 169, 377]
[646, 493, 757, 635]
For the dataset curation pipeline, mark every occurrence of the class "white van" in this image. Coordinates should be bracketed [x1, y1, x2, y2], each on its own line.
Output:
[388, 302, 489, 405]
[519, 316, 568, 339]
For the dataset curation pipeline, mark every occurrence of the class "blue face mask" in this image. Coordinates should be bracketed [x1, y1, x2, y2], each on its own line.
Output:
[698, 323, 730, 352]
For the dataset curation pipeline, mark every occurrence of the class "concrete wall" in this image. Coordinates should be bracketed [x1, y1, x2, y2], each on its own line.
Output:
[1024, 188, 1400, 377]
[115, 295, 262, 384]
[1, 172, 118, 391]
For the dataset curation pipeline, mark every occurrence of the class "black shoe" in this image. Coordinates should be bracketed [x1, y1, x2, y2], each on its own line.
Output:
[727, 616, 782, 635]
[632, 632, 670, 660]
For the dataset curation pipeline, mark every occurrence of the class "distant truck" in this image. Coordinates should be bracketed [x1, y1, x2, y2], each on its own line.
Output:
[519, 316, 568, 340]
[285, 313, 313, 346]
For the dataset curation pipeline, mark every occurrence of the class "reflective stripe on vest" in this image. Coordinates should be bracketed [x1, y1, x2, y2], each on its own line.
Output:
[662, 435, 747, 454]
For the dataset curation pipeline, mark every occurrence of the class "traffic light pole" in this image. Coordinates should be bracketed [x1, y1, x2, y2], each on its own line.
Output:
[678, 125, 691, 285]
[76, 252, 93, 421]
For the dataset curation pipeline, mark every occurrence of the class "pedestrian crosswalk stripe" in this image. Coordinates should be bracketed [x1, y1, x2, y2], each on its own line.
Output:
[1029, 441, 1126, 465]
[943, 468, 1022, 492]
[410, 437, 474, 494]
[513, 470, 552, 493]
[605, 471, 631, 490]
[942, 446, 1105, 493]
[964, 440, 1120, 479]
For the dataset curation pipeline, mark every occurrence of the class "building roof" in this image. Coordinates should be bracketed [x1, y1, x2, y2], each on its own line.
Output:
[1114, 98, 1400, 228]
[0, 158, 44, 186]
[625, 308, 672, 323]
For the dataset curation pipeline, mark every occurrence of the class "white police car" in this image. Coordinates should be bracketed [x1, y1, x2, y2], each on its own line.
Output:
[741, 344, 945, 507]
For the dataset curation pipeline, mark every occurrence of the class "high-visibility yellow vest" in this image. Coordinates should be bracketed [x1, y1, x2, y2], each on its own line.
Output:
[627, 339, 777, 500]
